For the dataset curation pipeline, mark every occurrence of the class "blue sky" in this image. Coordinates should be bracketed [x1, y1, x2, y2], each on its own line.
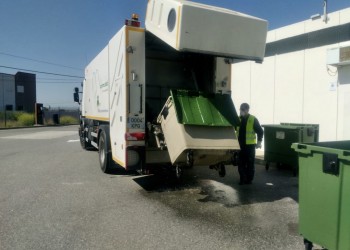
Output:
[0, 0, 349, 108]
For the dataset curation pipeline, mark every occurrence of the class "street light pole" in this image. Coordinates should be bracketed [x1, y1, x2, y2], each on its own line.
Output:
[2, 74, 5, 127]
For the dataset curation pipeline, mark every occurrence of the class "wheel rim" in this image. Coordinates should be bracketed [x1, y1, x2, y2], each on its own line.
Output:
[100, 138, 105, 164]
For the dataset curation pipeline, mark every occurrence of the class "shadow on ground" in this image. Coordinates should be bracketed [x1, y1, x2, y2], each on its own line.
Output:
[133, 164, 298, 207]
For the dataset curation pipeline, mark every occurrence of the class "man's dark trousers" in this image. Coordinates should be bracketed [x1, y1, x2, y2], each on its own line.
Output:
[238, 145, 256, 183]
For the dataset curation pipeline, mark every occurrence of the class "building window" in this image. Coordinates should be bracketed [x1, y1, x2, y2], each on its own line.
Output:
[17, 85, 24, 93]
[17, 105, 23, 111]
[5, 105, 13, 111]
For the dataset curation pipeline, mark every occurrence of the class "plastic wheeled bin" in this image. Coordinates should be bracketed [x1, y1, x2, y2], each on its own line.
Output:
[157, 89, 240, 167]
[292, 141, 350, 250]
[262, 123, 319, 175]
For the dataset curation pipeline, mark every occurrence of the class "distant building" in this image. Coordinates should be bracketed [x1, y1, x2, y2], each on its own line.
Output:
[0, 72, 36, 112]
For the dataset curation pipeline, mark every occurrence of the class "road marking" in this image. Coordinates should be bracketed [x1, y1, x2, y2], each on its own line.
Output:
[62, 182, 84, 185]
[67, 139, 80, 143]
[0, 131, 77, 140]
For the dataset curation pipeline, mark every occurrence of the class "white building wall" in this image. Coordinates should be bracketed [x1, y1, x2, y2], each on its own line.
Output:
[250, 57, 275, 124]
[338, 65, 350, 140]
[303, 46, 338, 141]
[274, 51, 304, 124]
[232, 8, 350, 141]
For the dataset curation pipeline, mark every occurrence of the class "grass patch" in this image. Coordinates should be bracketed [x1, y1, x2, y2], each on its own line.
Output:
[59, 116, 78, 125]
[0, 112, 79, 128]
[0, 112, 34, 128]
[17, 113, 35, 126]
[1, 120, 21, 128]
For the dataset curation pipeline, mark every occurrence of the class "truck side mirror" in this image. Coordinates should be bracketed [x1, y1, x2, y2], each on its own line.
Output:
[73, 92, 80, 103]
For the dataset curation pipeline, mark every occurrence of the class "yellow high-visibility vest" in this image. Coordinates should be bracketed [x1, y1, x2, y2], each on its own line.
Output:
[237, 115, 257, 145]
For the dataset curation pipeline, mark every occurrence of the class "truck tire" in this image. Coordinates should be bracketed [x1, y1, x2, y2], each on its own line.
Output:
[99, 128, 112, 173]
[79, 125, 91, 150]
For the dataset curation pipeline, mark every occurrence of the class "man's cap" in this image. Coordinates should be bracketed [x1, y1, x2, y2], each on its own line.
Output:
[240, 103, 250, 111]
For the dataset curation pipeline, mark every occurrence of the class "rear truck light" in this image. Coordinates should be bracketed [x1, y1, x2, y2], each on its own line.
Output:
[125, 20, 141, 27]
[125, 132, 145, 141]
[125, 13, 141, 27]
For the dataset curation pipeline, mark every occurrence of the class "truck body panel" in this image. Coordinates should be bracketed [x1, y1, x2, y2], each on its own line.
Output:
[108, 27, 128, 167]
[83, 46, 110, 121]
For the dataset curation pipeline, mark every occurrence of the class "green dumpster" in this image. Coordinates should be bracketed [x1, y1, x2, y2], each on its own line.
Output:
[263, 123, 319, 175]
[292, 141, 350, 250]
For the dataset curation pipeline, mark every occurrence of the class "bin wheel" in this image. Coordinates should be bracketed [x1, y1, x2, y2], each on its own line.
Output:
[186, 151, 194, 168]
[265, 163, 270, 171]
[139, 161, 149, 175]
[174, 165, 183, 180]
[304, 239, 313, 250]
[218, 164, 226, 177]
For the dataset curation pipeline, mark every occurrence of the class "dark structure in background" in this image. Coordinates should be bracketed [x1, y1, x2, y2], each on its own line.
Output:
[15, 72, 36, 112]
[35, 103, 44, 125]
[0, 71, 36, 113]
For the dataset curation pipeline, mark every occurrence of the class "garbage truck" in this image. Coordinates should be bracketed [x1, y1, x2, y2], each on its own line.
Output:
[74, 0, 268, 178]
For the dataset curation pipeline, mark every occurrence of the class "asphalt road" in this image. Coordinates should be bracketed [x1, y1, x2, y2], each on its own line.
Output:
[0, 126, 304, 250]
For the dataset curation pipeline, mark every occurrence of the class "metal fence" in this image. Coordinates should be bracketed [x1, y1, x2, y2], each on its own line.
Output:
[43, 108, 80, 124]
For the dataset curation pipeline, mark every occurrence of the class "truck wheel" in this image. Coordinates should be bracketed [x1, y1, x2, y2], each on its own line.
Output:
[99, 129, 112, 173]
[79, 125, 91, 150]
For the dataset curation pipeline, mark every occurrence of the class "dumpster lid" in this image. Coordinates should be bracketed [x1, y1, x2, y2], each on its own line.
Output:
[263, 123, 319, 130]
[262, 124, 301, 130]
[170, 89, 240, 126]
[292, 141, 350, 162]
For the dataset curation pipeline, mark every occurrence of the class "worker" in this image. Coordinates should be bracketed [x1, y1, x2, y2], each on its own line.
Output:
[236, 103, 263, 185]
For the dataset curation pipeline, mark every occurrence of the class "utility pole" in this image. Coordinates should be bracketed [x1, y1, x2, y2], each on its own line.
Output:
[1, 74, 5, 127]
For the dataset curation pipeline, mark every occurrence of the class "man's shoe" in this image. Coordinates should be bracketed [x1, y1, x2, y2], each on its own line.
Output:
[239, 181, 245, 185]
[246, 181, 252, 185]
